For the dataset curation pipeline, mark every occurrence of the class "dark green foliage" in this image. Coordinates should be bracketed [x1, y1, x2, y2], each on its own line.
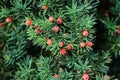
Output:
[100, 0, 120, 57]
[3, 26, 27, 67]
[0, 0, 119, 80]
[96, 0, 120, 79]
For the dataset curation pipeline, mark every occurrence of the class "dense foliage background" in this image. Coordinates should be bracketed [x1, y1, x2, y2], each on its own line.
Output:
[0, 0, 120, 80]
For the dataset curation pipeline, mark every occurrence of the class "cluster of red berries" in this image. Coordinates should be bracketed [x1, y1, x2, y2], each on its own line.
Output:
[25, 6, 93, 56]
[46, 39, 72, 56]
[52, 73, 89, 80]
[50, 17, 63, 33]
[25, 18, 93, 56]
[46, 39, 93, 55]
[80, 41, 93, 48]
[81, 30, 93, 47]
[0, 17, 12, 27]
[25, 16, 62, 33]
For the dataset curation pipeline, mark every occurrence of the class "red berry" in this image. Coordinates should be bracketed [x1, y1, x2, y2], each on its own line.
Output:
[104, 9, 109, 17]
[82, 30, 89, 37]
[47, 39, 52, 45]
[0, 22, 4, 27]
[117, 26, 120, 35]
[80, 42, 86, 48]
[34, 26, 39, 29]
[57, 18, 63, 24]
[82, 74, 89, 80]
[53, 26, 59, 32]
[104, 12, 109, 17]
[42, 5, 48, 10]
[67, 44, 72, 50]
[59, 41, 64, 47]
[103, 75, 110, 80]
[118, 26, 120, 30]
[6, 18, 12, 23]
[87, 41, 93, 47]
[117, 31, 120, 35]
[53, 74, 58, 78]
[60, 48, 67, 56]
[49, 16, 54, 22]
[25, 20, 32, 26]
[35, 29, 40, 34]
